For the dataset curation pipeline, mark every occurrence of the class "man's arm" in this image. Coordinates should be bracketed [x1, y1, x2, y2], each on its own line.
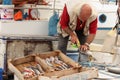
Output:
[60, 4, 78, 43]
[86, 18, 98, 45]
[85, 34, 96, 45]
[80, 18, 98, 51]
[64, 27, 78, 43]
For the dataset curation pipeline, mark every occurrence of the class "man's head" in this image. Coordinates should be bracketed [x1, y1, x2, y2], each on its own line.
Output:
[79, 4, 92, 23]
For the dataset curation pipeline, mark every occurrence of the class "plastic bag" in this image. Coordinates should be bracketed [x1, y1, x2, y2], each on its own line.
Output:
[3, 0, 12, 5]
[48, 11, 59, 36]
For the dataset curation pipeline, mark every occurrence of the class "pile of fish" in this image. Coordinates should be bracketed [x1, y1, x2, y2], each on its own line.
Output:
[22, 63, 44, 79]
[44, 56, 71, 71]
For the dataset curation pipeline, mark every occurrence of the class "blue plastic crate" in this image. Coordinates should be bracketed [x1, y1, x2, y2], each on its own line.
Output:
[67, 52, 79, 62]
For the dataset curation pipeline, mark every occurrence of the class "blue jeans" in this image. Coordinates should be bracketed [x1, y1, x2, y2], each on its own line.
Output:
[57, 30, 89, 62]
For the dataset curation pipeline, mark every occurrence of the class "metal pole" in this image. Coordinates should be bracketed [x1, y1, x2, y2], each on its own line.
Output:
[115, 0, 120, 46]
[53, 0, 56, 14]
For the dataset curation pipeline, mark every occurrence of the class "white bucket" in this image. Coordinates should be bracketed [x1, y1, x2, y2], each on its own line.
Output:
[0, 5, 14, 20]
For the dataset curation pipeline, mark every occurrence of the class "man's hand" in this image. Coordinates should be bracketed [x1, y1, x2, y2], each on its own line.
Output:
[63, 27, 79, 44]
[80, 44, 89, 52]
[80, 34, 95, 52]
[70, 33, 78, 44]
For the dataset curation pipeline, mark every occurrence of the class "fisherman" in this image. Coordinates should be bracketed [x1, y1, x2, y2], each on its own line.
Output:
[57, 1, 98, 62]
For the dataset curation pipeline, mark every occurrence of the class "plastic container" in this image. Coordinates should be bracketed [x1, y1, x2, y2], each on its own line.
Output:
[66, 52, 79, 62]
[0, 5, 14, 20]
[0, 68, 3, 80]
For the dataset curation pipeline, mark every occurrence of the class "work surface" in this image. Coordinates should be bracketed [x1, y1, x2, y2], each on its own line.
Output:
[98, 70, 120, 79]
[80, 62, 120, 80]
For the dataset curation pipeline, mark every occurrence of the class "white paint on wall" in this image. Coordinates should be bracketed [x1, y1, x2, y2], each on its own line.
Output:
[0, 20, 49, 36]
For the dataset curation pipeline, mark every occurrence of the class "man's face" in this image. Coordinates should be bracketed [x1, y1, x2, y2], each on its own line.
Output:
[78, 4, 92, 23]
[79, 11, 91, 23]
